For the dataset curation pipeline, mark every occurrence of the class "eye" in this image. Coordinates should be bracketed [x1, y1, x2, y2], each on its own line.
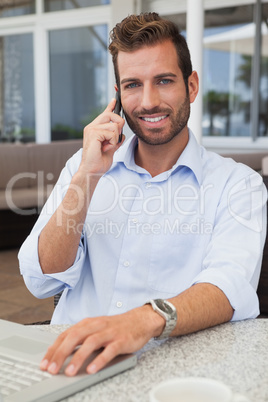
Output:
[125, 82, 140, 89]
[159, 78, 172, 85]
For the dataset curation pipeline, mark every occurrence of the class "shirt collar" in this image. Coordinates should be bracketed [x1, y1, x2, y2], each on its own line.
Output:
[113, 134, 138, 170]
[172, 129, 203, 186]
[112, 129, 203, 186]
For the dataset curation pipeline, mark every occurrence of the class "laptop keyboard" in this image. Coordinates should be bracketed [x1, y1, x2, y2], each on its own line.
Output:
[0, 354, 52, 397]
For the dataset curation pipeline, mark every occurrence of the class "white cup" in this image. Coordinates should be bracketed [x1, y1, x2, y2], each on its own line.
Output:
[149, 377, 251, 402]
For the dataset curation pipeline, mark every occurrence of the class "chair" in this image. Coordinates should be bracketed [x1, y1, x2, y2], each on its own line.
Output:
[257, 163, 268, 317]
[26, 292, 63, 325]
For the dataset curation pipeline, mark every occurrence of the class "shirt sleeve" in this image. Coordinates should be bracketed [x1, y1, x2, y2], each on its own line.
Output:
[191, 169, 267, 321]
[18, 149, 86, 299]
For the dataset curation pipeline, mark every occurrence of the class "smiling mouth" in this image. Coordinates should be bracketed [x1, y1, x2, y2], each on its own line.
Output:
[140, 115, 168, 123]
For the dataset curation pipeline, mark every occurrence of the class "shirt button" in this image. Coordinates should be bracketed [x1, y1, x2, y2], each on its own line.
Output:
[145, 182, 151, 188]
[132, 218, 138, 224]
[123, 260, 130, 267]
[116, 301, 123, 308]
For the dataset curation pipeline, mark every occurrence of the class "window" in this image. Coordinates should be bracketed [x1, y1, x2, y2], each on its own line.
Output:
[0, 0, 35, 18]
[203, 5, 254, 137]
[0, 0, 110, 142]
[0, 34, 35, 142]
[161, 13, 186, 34]
[44, 0, 110, 12]
[49, 25, 108, 141]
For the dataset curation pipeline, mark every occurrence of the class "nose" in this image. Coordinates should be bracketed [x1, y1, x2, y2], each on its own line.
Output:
[140, 83, 160, 111]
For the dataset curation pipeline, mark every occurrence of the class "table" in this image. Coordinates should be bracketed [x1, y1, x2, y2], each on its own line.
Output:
[37, 319, 268, 402]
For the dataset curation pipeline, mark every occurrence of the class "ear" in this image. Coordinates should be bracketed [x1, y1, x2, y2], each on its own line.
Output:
[188, 71, 199, 104]
[114, 84, 119, 92]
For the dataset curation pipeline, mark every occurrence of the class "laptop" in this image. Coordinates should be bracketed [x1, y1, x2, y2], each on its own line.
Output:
[0, 319, 137, 402]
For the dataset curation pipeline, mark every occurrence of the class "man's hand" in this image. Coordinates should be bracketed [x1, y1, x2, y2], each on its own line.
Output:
[79, 98, 125, 176]
[40, 305, 165, 376]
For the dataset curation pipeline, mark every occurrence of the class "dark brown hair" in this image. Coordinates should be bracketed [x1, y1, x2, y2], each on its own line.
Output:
[108, 12, 192, 89]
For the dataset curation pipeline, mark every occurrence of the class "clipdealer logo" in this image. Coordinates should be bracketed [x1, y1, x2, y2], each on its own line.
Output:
[5, 171, 55, 215]
[227, 173, 265, 233]
[66, 217, 213, 238]
[5, 170, 266, 236]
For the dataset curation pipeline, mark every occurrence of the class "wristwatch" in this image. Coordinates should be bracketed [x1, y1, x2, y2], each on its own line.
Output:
[146, 299, 177, 340]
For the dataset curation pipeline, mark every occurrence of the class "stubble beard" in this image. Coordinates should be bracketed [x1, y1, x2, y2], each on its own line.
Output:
[123, 95, 190, 146]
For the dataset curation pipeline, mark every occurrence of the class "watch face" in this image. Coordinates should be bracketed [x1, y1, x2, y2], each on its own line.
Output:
[155, 299, 174, 314]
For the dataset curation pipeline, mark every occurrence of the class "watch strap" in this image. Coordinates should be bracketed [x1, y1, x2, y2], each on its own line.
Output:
[146, 299, 177, 340]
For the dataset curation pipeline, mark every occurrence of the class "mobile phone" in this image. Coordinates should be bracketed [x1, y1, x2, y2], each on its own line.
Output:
[114, 91, 122, 115]
[114, 92, 123, 142]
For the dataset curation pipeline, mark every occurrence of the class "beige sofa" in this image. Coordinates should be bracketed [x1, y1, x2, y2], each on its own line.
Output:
[0, 140, 82, 249]
[0, 140, 82, 211]
[219, 151, 268, 172]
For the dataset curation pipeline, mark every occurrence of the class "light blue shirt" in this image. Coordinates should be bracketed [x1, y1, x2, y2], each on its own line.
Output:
[18, 131, 267, 324]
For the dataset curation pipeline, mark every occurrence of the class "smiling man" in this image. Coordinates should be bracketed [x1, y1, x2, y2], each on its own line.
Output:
[19, 13, 266, 377]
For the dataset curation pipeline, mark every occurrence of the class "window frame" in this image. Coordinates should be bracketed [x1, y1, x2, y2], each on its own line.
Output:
[0, 0, 111, 143]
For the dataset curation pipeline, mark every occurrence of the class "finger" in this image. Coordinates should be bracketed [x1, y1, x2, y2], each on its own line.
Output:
[40, 326, 89, 374]
[94, 122, 122, 135]
[85, 112, 123, 132]
[104, 98, 117, 113]
[88, 122, 124, 149]
[40, 330, 69, 368]
[64, 332, 110, 376]
[101, 131, 126, 153]
[84, 118, 124, 143]
[86, 342, 121, 374]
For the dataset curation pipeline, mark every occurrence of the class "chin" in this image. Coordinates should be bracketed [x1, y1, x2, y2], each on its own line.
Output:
[136, 128, 184, 146]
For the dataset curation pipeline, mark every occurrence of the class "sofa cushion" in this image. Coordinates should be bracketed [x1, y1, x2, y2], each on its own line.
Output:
[220, 151, 268, 172]
[0, 140, 82, 210]
[0, 186, 53, 210]
[262, 156, 268, 175]
[27, 140, 82, 187]
[0, 144, 30, 190]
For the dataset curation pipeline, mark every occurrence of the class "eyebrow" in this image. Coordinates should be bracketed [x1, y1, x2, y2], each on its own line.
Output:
[120, 72, 177, 86]
[120, 78, 139, 85]
[155, 73, 177, 79]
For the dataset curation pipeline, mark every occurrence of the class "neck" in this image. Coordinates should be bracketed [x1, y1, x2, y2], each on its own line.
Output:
[135, 128, 189, 177]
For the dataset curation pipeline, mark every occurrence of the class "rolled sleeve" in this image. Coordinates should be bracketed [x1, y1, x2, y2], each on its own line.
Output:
[191, 267, 260, 320]
[191, 171, 267, 320]
[19, 233, 86, 299]
[18, 149, 85, 299]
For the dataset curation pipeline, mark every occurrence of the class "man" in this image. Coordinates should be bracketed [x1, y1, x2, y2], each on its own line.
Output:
[19, 13, 266, 377]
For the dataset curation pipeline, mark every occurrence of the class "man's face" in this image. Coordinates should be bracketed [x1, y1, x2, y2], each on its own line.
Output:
[117, 40, 193, 146]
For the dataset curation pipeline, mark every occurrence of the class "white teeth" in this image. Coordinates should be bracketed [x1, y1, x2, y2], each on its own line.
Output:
[142, 115, 167, 123]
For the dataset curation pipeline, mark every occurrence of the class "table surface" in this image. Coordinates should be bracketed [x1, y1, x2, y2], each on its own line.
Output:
[37, 319, 268, 402]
